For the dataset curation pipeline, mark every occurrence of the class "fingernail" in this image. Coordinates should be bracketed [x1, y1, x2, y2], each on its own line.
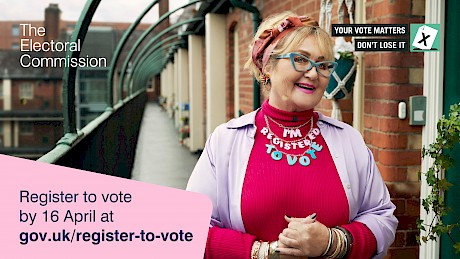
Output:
[286, 215, 291, 218]
[310, 213, 317, 219]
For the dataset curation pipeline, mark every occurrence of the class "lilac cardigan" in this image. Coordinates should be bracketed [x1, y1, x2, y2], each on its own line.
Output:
[186, 110, 398, 258]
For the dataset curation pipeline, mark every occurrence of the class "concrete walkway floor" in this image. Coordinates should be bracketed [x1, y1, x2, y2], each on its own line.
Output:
[131, 102, 199, 190]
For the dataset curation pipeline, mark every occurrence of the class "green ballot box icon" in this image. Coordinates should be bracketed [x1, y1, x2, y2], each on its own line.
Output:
[410, 24, 440, 52]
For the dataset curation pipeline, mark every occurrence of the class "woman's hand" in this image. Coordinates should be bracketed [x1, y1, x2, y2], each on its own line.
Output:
[277, 215, 329, 258]
[278, 239, 308, 259]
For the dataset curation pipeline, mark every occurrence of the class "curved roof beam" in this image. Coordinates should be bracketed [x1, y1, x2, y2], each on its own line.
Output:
[106, 0, 160, 107]
[62, 0, 101, 136]
[118, 0, 204, 100]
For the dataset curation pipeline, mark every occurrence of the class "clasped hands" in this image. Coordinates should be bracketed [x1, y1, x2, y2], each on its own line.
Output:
[276, 213, 329, 259]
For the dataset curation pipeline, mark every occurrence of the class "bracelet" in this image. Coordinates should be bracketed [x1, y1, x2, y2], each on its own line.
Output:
[321, 228, 333, 257]
[258, 242, 269, 259]
[251, 241, 261, 259]
[269, 241, 280, 259]
[327, 228, 345, 258]
[335, 226, 353, 256]
[264, 242, 270, 259]
[335, 228, 348, 258]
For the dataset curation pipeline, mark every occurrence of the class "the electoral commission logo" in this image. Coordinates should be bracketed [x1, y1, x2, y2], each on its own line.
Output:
[410, 24, 440, 52]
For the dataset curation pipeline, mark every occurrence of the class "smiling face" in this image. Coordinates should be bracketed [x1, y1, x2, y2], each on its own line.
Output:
[266, 36, 331, 112]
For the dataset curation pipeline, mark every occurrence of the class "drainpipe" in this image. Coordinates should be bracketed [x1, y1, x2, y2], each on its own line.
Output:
[229, 0, 262, 110]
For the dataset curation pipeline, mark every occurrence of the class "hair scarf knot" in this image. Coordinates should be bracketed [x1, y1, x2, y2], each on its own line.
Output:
[252, 16, 319, 74]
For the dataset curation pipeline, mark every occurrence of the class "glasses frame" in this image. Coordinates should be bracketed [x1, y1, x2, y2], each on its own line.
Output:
[275, 52, 338, 78]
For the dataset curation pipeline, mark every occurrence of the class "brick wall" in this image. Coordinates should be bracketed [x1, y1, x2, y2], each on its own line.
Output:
[227, 9, 257, 115]
[365, 1, 425, 258]
[18, 121, 63, 148]
[0, 21, 45, 50]
[226, 21, 237, 120]
[11, 79, 62, 111]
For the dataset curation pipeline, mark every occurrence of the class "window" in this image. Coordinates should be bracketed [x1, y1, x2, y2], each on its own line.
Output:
[12, 24, 20, 37]
[11, 42, 19, 50]
[19, 122, 33, 135]
[19, 83, 33, 99]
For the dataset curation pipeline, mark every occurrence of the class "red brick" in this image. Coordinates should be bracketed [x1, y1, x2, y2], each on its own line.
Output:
[365, 53, 380, 67]
[379, 117, 423, 133]
[367, 68, 409, 84]
[375, 85, 423, 103]
[371, 100, 399, 117]
[364, 99, 372, 113]
[379, 16, 425, 25]
[373, 1, 389, 18]
[406, 199, 420, 217]
[392, 199, 406, 216]
[392, 231, 406, 247]
[364, 130, 372, 144]
[386, 247, 419, 259]
[339, 97, 353, 111]
[372, 131, 408, 149]
[387, 182, 421, 199]
[406, 230, 420, 247]
[380, 52, 424, 68]
[366, 5, 373, 21]
[366, 85, 423, 100]
[369, 146, 379, 161]
[12, 80, 62, 111]
[396, 216, 419, 230]
[341, 111, 353, 126]
[363, 115, 372, 129]
[373, 0, 411, 17]
[364, 115, 379, 131]
[379, 149, 421, 166]
[379, 165, 408, 182]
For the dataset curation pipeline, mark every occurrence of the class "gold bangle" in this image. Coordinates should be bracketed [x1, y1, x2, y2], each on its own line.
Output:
[269, 241, 279, 259]
[258, 242, 269, 259]
[327, 228, 343, 258]
[335, 226, 353, 256]
[325, 229, 337, 258]
[336, 228, 347, 258]
[264, 242, 270, 259]
[321, 228, 333, 257]
[251, 241, 261, 259]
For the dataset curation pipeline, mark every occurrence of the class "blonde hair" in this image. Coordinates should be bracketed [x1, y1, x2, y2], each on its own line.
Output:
[245, 11, 335, 84]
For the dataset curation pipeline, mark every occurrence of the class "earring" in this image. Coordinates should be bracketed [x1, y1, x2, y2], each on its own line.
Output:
[261, 73, 271, 85]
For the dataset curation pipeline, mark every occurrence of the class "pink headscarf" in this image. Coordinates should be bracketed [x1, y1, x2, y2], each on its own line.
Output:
[252, 16, 319, 73]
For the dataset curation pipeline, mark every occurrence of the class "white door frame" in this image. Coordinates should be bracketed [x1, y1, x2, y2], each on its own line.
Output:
[419, 1, 445, 258]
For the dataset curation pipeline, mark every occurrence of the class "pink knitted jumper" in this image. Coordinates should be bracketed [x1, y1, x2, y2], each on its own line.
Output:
[205, 100, 377, 258]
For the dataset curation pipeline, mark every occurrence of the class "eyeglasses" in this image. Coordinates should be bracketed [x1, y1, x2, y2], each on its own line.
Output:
[275, 52, 338, 78]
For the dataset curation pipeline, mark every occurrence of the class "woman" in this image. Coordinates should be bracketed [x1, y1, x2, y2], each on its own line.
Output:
[187, 11, 397, 259]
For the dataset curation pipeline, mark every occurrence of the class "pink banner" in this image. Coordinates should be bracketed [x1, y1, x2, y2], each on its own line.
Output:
[0, 155, 211, 258]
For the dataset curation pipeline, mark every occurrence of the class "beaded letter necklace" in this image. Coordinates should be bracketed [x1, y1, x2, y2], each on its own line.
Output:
[260, 115, 323, 166]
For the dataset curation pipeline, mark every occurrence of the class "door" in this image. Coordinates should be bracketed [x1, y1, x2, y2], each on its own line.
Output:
[441, 0, 460, 257]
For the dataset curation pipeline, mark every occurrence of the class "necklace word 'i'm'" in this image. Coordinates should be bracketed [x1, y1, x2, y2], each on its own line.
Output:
[261, 115, 323, 166]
